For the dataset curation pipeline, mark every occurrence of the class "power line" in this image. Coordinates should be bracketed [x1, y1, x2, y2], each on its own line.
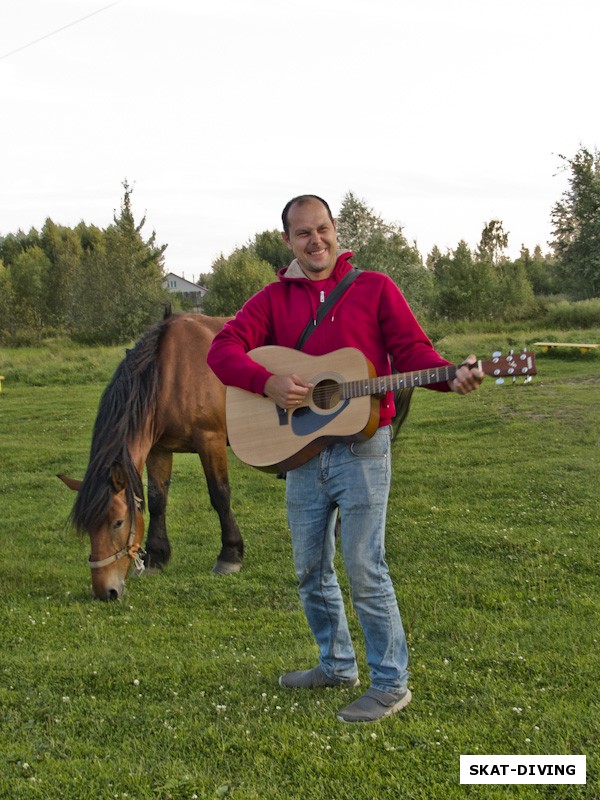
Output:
[0, 1, 123, 61]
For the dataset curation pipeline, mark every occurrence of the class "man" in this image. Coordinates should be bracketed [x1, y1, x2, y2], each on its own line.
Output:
[207, 195, 483, 723]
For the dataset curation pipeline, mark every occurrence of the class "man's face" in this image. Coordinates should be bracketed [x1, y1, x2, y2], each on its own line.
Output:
[282, 199, 337, 279]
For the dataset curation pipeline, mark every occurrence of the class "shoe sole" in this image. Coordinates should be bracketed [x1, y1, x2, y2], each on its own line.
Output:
[278, 675, 360, 689]
[336, 688, 412, 723]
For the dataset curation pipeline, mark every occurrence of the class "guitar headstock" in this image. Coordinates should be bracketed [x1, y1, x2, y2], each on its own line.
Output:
[480, 350, 537, 384]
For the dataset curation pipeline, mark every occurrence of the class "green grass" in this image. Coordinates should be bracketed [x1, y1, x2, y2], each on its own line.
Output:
[0, 335, 598, 799]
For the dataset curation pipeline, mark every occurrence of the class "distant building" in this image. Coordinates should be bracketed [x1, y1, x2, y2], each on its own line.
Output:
[163, 272, 208, 312]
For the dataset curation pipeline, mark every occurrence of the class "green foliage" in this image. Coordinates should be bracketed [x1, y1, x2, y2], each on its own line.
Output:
[40, 220, 83, 328]
[0, 182, 169, 345]
[474, 220, 535, 319]
[251, 229, 291, 272]
[336, 191, 394, 251]
[0, 260, 16, 335]
[542, 297, 600, 329]
[203, 248, 276, 316]
[337, 192, 433, 314]
[354, 230, 434, 315]
[492, 258, 536, 322]
[551, 146, 600, 299]
[0, 227, 41, 266]
[10, 246, 51, 329]
[70, 191, 168, 344]
[431, 223, 536, 323]
[475, 219, 509, 266]
[517, 245, 561, 296]
[0, 339, 124, 385]
[431, 240, 496, 320]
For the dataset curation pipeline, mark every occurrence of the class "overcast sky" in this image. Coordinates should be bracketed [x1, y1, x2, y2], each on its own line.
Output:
[1, 0, 598, 280]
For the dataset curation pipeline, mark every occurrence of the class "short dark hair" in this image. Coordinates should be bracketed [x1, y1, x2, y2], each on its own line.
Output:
[281, 195, 334, 236]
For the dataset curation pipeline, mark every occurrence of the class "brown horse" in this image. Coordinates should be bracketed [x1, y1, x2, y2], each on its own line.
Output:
[58, 312, 244, 600]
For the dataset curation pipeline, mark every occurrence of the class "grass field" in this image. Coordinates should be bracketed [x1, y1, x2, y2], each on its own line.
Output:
[0, 330, 598, 799]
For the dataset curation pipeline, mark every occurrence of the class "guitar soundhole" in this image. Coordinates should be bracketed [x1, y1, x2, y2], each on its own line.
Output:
[313, 379, 342, 410]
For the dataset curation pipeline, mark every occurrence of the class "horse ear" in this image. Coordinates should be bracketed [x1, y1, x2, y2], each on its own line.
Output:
[110, 463, 128, 493]
[57, 474, 82, 492]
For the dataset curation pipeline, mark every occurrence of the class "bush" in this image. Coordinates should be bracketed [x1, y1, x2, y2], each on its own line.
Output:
[542, 298, 600, 329]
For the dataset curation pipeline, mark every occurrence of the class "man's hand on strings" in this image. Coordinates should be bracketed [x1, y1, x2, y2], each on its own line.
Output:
[264, 374, 313, 409]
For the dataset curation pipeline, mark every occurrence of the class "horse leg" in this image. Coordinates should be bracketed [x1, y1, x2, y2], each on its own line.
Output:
[197, 434, 244, 575]
[144, 447, 173, 571]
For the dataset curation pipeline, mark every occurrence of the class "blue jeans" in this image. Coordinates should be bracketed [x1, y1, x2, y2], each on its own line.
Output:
[285, 426, 409, 693]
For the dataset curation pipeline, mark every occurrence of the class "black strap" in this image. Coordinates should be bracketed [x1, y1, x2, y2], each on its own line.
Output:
[294, 269, 362, 351]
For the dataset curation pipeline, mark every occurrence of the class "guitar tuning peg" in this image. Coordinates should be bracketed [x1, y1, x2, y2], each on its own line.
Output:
[496, 378, 505, 385]
[492, 351, 502, 358]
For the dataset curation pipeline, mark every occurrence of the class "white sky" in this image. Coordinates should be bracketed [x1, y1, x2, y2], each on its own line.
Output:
[1, 0, 598, 281]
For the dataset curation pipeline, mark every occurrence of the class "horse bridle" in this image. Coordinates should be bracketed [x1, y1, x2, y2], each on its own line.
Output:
[88, 494, 146, 575]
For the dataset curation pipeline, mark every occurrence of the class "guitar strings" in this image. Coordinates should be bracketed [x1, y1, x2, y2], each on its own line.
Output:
[290, 354, 534, 409]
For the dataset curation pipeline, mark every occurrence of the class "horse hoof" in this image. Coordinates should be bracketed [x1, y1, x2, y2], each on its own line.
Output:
[212, 560, 242, 575]
[142, 557, 164, 573]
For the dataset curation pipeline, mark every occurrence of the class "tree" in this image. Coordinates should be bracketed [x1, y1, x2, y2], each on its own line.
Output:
[9, 246, 52, 330]
[70, 181, 169, 344]
[0, 228, 40, 266]
[474, 220, 534, 319]
[203, 248, 275, 316]
[0, 182, 169, 343]
[251, 229, 291, 273]
[516, 245, 560, 296]
[336, 191, 393, 252]
[336, 192, 433, 312]
[476, 219, 509, 266]
[493, 257, 535, 320]
[355, 230, 434, 315]
[40, 219, 83, 328]
[0, 260, 16, 336]
[551, 146, 600, 299]
[432, 241, 494, 320]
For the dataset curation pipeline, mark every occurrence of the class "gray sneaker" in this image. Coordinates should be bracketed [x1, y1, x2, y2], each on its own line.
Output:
[279, 665, 360, 689]
[336, 687, 412, 723]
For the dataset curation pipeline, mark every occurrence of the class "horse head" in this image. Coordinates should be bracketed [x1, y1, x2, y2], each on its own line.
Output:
[58, 464, 145, 601]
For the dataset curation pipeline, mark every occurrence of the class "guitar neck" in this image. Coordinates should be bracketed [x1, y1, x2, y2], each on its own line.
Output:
[341, 363, 461, 399]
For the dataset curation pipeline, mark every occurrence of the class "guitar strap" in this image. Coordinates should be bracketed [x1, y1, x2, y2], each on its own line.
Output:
[294, 268, 362, 351]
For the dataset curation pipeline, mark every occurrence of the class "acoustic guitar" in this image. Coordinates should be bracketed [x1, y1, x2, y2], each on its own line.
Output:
[226, 346, 537, 473]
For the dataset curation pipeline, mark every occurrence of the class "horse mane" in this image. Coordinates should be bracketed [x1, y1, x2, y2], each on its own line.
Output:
[71, 314, 173, 533]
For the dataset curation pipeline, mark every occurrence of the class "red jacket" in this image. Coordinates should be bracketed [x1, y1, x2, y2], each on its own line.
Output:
[207, 251, 452, 427]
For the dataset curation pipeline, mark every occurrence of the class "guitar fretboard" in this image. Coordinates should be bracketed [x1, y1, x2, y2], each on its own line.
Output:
[341, 364, 458, 399]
